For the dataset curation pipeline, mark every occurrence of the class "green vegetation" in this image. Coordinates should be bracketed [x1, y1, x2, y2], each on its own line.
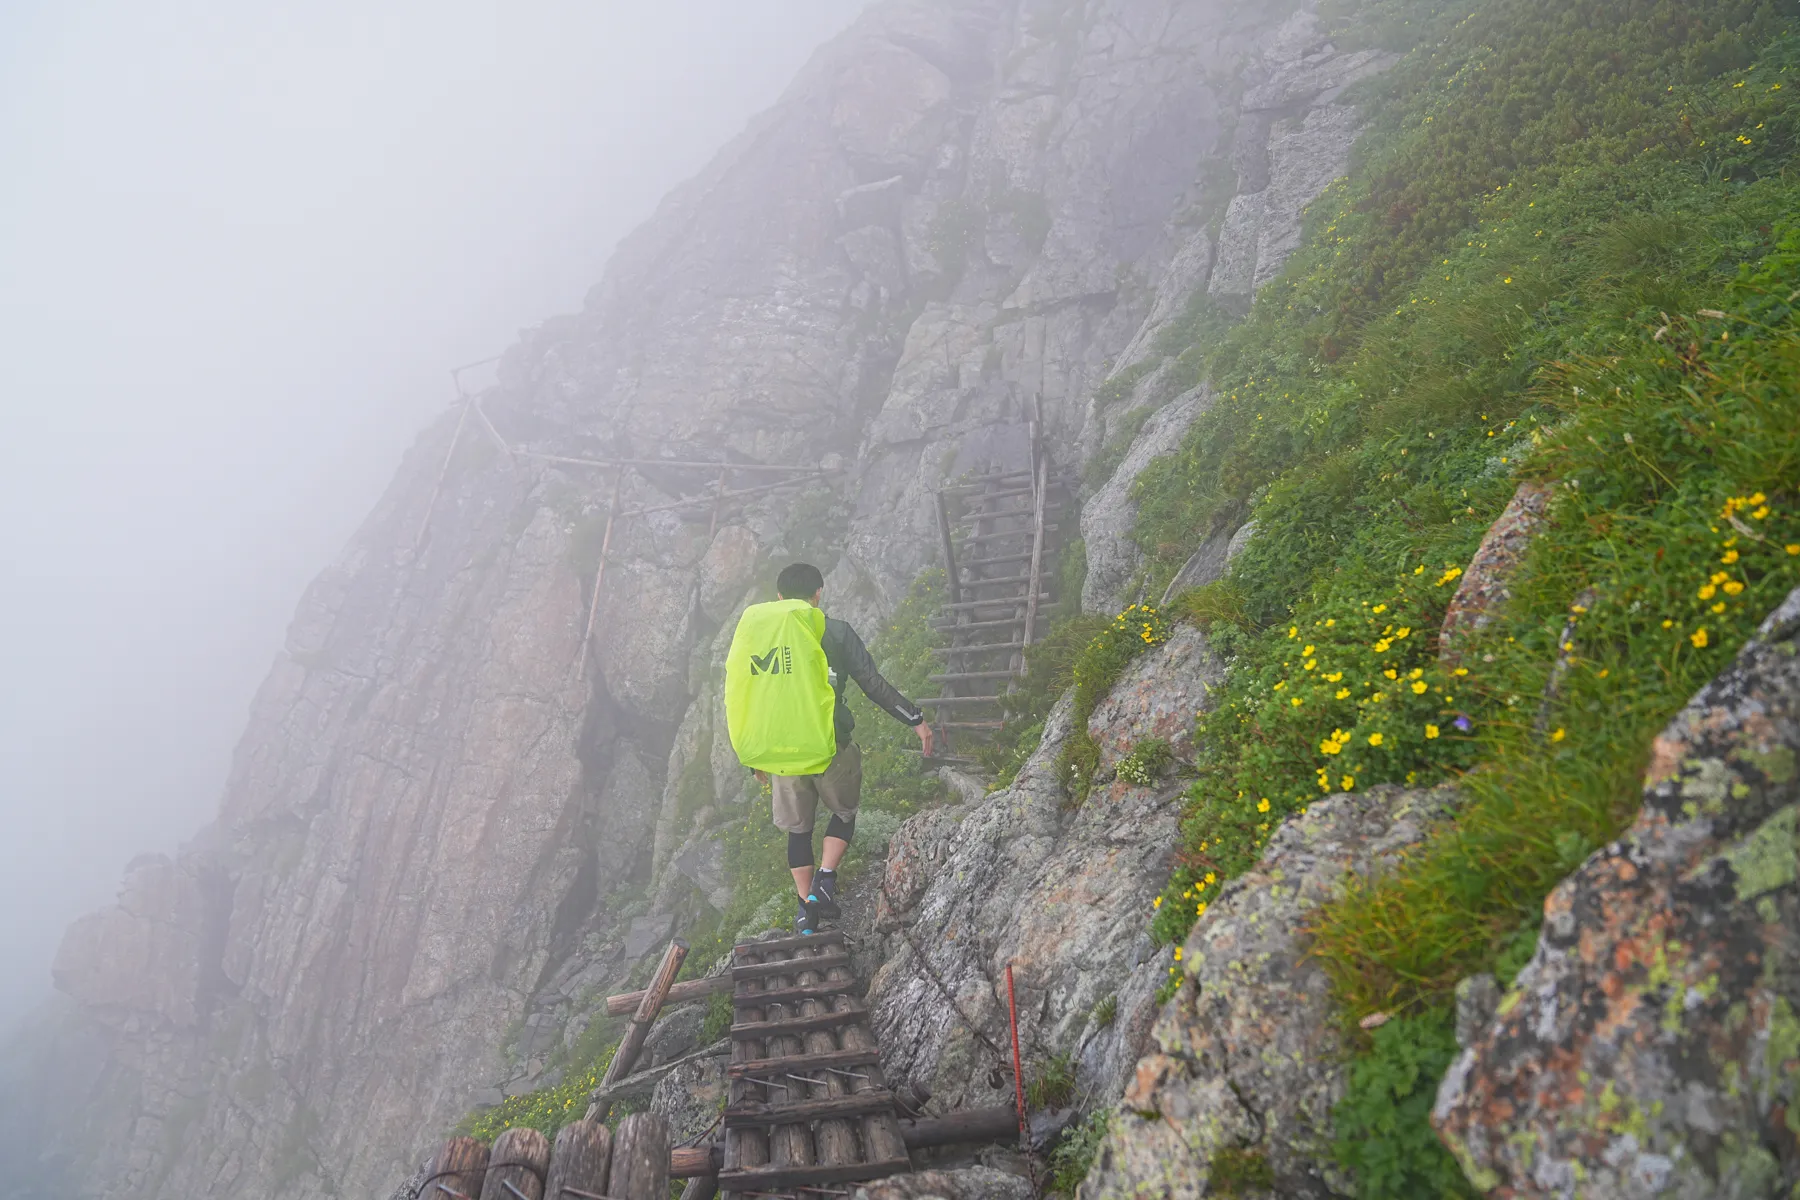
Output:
[1026, 1051, 1078, 1110]
[1048, 1109, 1111, 1197]
[459, 1042, 618, 1143]
[1114, 737, 1173, 787]
[1332, 1012, 1474, 1199]
[1090, 992, 1118, 1030]
[1207, 1146, 1277, 1196]
[1095, 0, 1800, 1191]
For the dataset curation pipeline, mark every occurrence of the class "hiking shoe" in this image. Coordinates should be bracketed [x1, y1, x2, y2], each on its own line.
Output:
[807, 868, 842, 921]
[795, 899, 816, 935]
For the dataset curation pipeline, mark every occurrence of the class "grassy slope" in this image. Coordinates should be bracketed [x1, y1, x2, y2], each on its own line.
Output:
[1113, 0, 1799, 1193]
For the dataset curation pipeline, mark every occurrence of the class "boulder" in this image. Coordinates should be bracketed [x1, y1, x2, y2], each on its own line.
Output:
[1439, 480, 1554, 656]
[1083, 784, 1463, 1199]
[1434, 586, 1800, 1197]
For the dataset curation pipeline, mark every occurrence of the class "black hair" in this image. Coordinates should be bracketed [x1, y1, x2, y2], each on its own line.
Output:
[776, 562, 825, 600]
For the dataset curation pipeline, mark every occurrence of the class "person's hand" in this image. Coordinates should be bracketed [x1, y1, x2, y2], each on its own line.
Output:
[915, 722, 935, 758]
[753, 770, 769, 786]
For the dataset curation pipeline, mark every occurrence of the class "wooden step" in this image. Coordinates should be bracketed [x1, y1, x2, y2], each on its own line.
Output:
[731, 929, 844, 957]
[931, 642, 1024, 656]
[963, 526, 1056, 545]
[939, 720, 1007, 730]
[929, 670, 1020, 683]
[732, 951, 850, 982]
[730, 1047, 883, 1078]
[733, 981, 858, 1009]
[930, 616, 1032, 633]
[723, 1089, 896, 1128]
[730, 1007, 866, 1040]
[939, 594, 1049, 611]
[958, 552, 1039, 569]
[717, 1158, 913, 1192]
[917, 695, 1005, 707]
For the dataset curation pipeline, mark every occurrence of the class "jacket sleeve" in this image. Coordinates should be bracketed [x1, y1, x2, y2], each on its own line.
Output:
[834, 621, 925, 726]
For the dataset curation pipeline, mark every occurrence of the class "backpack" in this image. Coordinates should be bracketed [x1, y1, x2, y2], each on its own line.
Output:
[724, 598, 837, 775]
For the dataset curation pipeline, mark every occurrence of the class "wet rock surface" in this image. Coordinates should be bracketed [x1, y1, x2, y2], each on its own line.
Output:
[1434, 586, 1800, 1198]
[1084, 784, 1463, 1199]
[869, 626, 1225, 1120]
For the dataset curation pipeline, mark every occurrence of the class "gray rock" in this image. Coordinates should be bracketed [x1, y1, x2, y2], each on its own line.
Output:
[1435, 586, 1800, 1197]
[854, 1166, 1033, 1200]
[622, 914, 677, 962]
[1453, 974, 1500, 1050]
[1081, 386, 1213, 614]
[1083, 784, 1463, 1199]
[641, 1004, 706, 1069]
[650, 1050, 728, 1146]
[871, 625, 1227, 1116]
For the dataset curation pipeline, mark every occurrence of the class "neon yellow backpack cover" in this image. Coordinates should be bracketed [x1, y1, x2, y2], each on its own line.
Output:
[725, 598, 836, 775]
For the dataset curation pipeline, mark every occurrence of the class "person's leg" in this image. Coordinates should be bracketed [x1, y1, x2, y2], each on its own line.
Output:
[809, 745, 863, 916]
[770, 774, 820, 905]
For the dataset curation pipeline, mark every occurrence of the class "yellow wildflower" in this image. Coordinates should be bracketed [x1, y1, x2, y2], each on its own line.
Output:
[1412, 680, 1429, 694]
[1257, 798, 1271, 813]
[1698, 584, 1717, 600]
[1550, 728, 1566, 742]
[1368, 732, 1385, 747]
[1425, 724, 1440, 739]
[1722, 549, 1740, 564]
[1723, 580, 1744, 595]
[1691, 627, 1710, 649]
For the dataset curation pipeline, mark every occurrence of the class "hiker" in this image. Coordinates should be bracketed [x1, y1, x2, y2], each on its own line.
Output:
[724, 561, 933, 934]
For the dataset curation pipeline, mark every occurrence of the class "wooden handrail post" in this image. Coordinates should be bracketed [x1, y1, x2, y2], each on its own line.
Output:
[611, 1112, 671, 1200]
[478, 1126, 549, 1200]
[602, 939, 689, 1089]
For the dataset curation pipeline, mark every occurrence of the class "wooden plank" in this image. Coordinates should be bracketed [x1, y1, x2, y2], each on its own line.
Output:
[940, 721, 1006, 729]
[929, 616, 1031, 633]
[732, 951, 849, 982]
[829, 964, 908, 1166]
[928, 671, 1019, 683]
[898, 1105, 1021, 1149]
[480, 1126, 550, 1200]
[729, 1047, 882, 1078]
[1023, 451, 1050, 650]
[729, 1007, 866, 1040]
[424, 1137, 488, 1200]
[716, 1158, 913, 1191]
[671, 1144, 723, 1177]
[963, 524, 1058, 544]
[959, 486, 1037, 504]
[793, 955, 859, 1171]
[935, 492, 962, 607]
[731, 928, 845, 956]
[574, 471, 623, 679]
[724, 1089, 896, 1128]
[958, 552, 1038, 569]
[930, 642, 1025, 655]
[544, 1121, 611, 1200]
[916, 695, 1004, 706]
[611, 1112, 670, 1200]
[731, 980, 858, 1008]
[602, 940, 689, 1089]
[604, 972, 731, 1017]
[939, 595, 1048, 611]
[724, 947, 770, 1180]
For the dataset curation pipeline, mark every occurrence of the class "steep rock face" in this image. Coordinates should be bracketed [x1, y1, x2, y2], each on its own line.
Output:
[1435, 586, 1800, 1198]
[13, 2, 1392, 1196]
[868, 624, 1225, 1118]
[1082, 784, 1462, 1199]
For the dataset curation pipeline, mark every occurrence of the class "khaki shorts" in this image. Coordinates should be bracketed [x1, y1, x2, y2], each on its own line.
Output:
[769, 742, 863, 834]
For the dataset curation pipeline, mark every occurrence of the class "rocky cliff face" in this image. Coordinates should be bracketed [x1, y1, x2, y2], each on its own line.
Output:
[3, 2, 1388, 1196]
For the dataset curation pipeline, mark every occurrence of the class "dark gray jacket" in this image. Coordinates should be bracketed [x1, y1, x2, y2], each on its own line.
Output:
[822, 618, 924, 746]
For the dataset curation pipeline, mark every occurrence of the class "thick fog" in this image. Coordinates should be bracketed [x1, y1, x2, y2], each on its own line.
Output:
[0, 0, 865, 1032]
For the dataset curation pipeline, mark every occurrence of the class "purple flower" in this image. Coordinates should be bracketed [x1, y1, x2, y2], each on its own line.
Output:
[1452, 714, 1473, 732]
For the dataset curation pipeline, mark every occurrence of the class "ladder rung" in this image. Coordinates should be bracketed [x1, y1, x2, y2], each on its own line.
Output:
[963, 525, 1058, 545]
[929, 612, 1053, 631]
[938, 594, 1050, 611]
[930, 642, 1025, 655]
[733, 951, 850, 982]
[959, 486, 1037, 504]
[729, 1047, 882, 1078]
[917, 695, 1005, 706]
[959, 552, 1037, 569]
[939, 720, 1007, 729]
[929, 670, 1020, 683]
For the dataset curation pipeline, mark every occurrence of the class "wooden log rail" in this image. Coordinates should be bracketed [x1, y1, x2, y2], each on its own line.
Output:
[424, 1113, 666, 1200]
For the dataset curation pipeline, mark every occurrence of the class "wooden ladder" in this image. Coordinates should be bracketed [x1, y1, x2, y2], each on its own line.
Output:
[720, 931, 910, 1198]
[922, 411, 1073, 756]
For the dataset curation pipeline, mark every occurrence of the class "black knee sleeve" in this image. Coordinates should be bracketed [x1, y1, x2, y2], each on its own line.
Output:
[786, 831, 815, 869]
[824, 813, 856, 843]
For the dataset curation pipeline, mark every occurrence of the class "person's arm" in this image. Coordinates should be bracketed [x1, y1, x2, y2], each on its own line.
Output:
[833, 622, 935, 754]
